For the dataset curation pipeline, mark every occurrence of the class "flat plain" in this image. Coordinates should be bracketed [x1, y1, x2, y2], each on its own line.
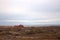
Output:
[0, 26, 60, 40]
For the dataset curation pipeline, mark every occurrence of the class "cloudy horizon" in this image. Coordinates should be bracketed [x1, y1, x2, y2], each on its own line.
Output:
[0, 0, 60, 26]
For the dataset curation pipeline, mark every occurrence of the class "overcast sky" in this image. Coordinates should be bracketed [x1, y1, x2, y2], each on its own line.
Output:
[0, 0, 60, 26]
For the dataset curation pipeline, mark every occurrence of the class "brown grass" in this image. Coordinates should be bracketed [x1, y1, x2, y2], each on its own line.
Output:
[0, 26, 60, 40]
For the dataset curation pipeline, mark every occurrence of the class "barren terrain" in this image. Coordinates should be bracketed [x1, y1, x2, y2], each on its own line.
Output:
[0, 26, 60, 40]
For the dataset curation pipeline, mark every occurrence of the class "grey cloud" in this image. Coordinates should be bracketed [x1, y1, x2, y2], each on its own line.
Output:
[31, 3, 60, 12]
[0, 0, 60, 25]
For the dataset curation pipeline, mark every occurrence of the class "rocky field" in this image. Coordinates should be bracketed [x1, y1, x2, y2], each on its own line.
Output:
[0, 26, 60, 40]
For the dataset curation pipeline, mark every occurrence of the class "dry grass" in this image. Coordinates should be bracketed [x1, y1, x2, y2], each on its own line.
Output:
[0, 26, 60, 40]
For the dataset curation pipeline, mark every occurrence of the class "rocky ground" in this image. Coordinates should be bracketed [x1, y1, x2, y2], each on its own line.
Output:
[0, 26, 60, 40]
